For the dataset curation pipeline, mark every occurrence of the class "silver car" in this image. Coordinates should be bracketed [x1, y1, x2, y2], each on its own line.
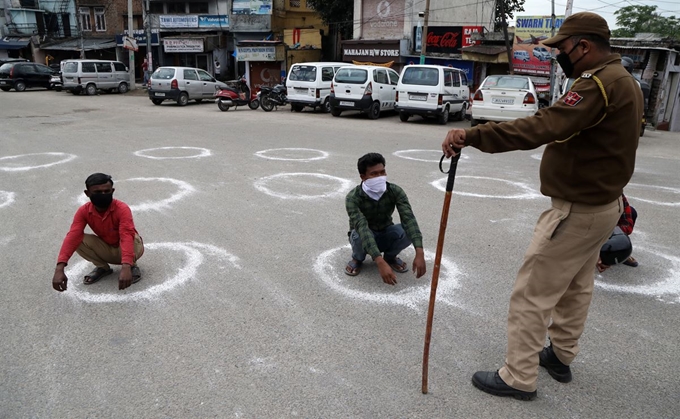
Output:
[148, 66, 227, 106]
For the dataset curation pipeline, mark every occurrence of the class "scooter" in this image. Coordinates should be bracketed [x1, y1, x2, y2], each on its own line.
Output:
[215, 76, 259, 111]
[258, 84, 288, 112]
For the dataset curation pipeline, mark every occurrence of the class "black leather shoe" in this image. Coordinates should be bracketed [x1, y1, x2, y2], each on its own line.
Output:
[471, 370, 537, 401]
[539, 345, 573, 383]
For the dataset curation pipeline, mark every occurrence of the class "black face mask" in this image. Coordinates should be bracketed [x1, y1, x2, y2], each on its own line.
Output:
[556, 43, 584, 78]
[90, 193, 113, 209]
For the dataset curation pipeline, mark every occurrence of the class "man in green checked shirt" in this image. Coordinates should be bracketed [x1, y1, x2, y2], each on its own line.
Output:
[345, 153, 427, 285]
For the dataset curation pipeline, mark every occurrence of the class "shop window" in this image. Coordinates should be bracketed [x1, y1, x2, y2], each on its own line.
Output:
[166, 2, 186, 13]
[289, 0, 300, 8]
[149, 2, 164, 13]
[79, 7, 91, 31]
[189, 2, 209, 13]
[94, 7, 106, 32]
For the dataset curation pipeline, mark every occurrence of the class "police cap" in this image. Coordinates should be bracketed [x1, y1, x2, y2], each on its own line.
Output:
[543, 12, 611, 48]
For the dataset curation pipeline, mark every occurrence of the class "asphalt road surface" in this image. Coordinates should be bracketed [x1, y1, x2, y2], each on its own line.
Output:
[1, 89, 678, 418]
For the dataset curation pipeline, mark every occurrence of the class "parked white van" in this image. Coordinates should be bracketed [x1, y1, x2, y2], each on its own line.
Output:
[329, 65, 400, 119]
[286, 62, 350, 113]
[62, 59, 131, 95]
[395, 65, 470, 124]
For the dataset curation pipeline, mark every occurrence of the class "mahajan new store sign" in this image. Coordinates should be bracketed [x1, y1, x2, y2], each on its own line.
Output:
[159, 15, 229, 29]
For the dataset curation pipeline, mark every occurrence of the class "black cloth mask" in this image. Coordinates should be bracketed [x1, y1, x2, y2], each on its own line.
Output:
[556, 43, 584, 78]
[90, 193, 113, 209]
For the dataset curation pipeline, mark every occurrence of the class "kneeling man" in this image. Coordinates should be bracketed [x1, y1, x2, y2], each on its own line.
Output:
[52, 173, 144, 292]
[345, 153, 426, 285]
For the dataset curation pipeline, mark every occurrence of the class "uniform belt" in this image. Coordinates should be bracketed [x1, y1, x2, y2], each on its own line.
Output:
[551, 197, 621, 214]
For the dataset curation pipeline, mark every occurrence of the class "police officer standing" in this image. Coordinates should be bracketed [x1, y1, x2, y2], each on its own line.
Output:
[441, 12, 643, 400]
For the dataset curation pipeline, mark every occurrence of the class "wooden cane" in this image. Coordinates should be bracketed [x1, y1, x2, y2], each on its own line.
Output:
[422, 151, 462, 394]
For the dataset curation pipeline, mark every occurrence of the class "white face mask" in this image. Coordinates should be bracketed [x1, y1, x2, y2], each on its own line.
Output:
[362, 175, 387, 200]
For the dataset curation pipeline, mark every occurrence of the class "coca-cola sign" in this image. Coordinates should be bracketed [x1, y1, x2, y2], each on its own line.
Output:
[413, 26, 482, 53]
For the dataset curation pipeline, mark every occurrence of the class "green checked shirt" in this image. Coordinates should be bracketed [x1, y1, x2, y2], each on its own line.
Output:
[345, 182, 423, 259]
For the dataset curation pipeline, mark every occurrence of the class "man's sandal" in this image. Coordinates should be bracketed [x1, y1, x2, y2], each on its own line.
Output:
[131, 266, 142, 284]
[385, 257, 409, 273]
[83, 267, 114, 285]
[345, 260, 362, 276]
[623, 256, 639, 267]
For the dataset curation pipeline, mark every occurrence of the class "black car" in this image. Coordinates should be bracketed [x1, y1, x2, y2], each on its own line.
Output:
[0, 57, 29, 66]
[0, 61, 57, 92]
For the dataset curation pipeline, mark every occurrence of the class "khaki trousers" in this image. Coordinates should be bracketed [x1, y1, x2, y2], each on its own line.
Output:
[498, 197, 622, 392]
[75, 233, 144, 269]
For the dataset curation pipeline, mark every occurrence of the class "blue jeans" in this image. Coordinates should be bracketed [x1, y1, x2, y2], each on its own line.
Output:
[349, 224, 412, 262]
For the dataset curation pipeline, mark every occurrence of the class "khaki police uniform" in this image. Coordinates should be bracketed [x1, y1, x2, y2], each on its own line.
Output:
[464, 55, 644, 392]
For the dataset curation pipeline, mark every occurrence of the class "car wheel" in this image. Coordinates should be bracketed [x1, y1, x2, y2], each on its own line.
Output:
[322, 97, 331, 113]
[260, 97, 274, 112]
[118, 83, 129, 94]
[438, 107, 449, 125]
[1, 87, 10, 92]
[367, 101, 380, 120]
[248, 99, 260, 110]
[291, 103, 303, 112]
[399, 111, 410, 122]
[456, 103, 468, 121]
[152, 99, 163, 105]
[217, 99, 230, 112]
[15, 81, 26, 92]
[177, 92, 188, 106]
[331, 107, 342, 117]
[86, 84, 97, 96]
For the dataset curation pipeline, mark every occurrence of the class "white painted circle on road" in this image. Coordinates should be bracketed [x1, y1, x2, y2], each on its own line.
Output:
[254, 173, 354, 200]
[133, 146, 212, 160]
[393, 149, 469, 163]
[0, 191, 16, 208]
[596, 246, 680, 303]
[77, 177, 195, 212]
[431, 175, 541, 199]
[254, 148, 329, 162]
[314, 245, 462, 311]
[0, 152, 77, 172]
[625, 183, 680, 207]
[65, 242, 240, 303]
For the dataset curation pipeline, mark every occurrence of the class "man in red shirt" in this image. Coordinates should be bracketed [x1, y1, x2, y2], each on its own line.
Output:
[52, 173, 144, 292]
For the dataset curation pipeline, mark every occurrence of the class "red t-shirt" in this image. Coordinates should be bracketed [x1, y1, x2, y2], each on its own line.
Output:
[142, 61, 148, 71]
[58, 200, 139, 265]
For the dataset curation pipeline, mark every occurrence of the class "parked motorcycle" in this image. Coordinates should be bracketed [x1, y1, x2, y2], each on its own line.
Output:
[258, 84, 288, 112]
[215, 76, 259, 111]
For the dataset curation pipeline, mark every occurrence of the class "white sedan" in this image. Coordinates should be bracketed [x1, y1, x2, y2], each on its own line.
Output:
[470, 75, 539, 126]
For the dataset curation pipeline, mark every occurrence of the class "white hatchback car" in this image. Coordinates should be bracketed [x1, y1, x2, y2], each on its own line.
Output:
[329, 65, 400, 119]
[470, 75, 539, 126]
[147, 66, 227, 106]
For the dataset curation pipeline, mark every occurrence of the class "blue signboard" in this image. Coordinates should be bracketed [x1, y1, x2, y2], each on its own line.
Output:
[116, 30, 159, 46]
[198, 15, 229, 28]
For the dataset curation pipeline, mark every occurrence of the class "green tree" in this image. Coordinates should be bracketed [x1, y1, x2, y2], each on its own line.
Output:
[306, 0, 353, 39]
[613, 5, 680, 39]
[495, 0, 526, 32]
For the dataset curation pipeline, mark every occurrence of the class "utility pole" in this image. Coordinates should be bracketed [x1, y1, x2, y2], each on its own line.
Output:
[127, 0, 136, 90]
[74, 5, 85, 58]
[419, 0, 430, 64]
[548, 3, 557, 105]
[499, 0, 513, 74]
[145, 0, 153, 75]
[549, 0, 574, 104]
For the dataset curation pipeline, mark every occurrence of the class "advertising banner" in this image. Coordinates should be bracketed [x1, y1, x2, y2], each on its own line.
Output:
[512, 15, 564, 75]
[116, 30, 159, 46]
[163, 38, 204, 53]
[361, 0, 405, 40]
[232, 0, 272, 15]
[413, 26, 483, 53]
[236, 46, 276, 61]
[198, 15, 229, 28]
[159, 15, 199, 29]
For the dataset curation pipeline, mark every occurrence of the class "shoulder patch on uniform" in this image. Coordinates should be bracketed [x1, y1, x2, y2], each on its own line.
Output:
[581, 72, 592, 79]
[564, 91, 583, 106]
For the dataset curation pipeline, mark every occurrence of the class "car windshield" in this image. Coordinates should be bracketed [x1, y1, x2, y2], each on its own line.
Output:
[334, 68, 367, 84]
[482, 76, 529, 90]
[289, 66, 317, 82]
[400, 67, 439, 86]
[153, 68, 175, 80]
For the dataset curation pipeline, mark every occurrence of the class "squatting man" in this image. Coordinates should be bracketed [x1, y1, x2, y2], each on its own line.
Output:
[345, 153, 427, 285]
[52, 173, 144, 292]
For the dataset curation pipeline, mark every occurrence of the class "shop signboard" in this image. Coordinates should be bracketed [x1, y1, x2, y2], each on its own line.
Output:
[361, 0, 405, 39]
[342, 40, 401, 63]
[116, 30, 159, 46]
[159, 15, 199, 29]
[413, 26, 483, 54]
[512, 15, 564, 75]
[236, 46, 276, 61]
[232, 0, 272, 15]
[198, 15, 229, 28]
[163, 38, 204, 53]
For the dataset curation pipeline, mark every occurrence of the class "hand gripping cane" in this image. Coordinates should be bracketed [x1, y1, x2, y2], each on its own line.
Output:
[422, 149, 462, 394]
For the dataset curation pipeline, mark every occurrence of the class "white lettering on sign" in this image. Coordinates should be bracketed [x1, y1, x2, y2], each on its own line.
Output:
[236, 46, 276, 62]
[158, 14, 199, 28]
[343, 48, 400, 57]
[163, 39, 204, 53]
